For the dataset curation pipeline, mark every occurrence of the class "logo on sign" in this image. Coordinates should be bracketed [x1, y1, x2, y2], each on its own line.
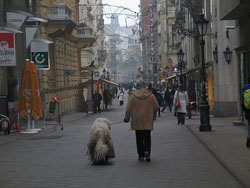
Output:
[172, 66, 179, 73]
[31, 52, 49, 69]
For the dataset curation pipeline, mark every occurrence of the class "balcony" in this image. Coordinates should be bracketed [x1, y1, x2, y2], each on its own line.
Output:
[220, 0, 250, 20]
[47, 4, 76, 27]
[78, 26, 96, 48]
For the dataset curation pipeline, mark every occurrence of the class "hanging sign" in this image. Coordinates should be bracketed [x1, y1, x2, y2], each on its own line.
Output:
[31, 40, 50, 70]
[7, 12, 27, 29]
[0, 31, 16, 66]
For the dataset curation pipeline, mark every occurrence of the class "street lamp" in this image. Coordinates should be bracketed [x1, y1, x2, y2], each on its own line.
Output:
[165, 65, 169, 78]
[102, 68, 106, 79]
[195, 14, 211, 132]
[89, 61, 95, 100]
[107, 71, 110, 80]
[177, 49, 184, 85]
[224, 46, 233, 64]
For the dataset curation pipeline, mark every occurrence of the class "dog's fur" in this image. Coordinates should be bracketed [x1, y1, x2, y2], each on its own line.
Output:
[87, 118, 115, 164]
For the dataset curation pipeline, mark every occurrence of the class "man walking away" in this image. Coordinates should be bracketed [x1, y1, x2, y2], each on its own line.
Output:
[124, 81, 159, 162]
[242, 76, 250, 148]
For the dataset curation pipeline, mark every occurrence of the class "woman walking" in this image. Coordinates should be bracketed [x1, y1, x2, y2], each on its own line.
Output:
[118, 90, 125, 106]
[173, 86, 188, 124]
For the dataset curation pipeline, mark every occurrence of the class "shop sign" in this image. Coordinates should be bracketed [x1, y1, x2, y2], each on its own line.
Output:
[7, 12, 27, 29]
[31, 40, 50, 70]
[172, 66, 179, 73]
[0, 31, 16, 66]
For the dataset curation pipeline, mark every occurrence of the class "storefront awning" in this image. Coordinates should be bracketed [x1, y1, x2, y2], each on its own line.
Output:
[166, 66, 201, 80]
[166, 74, 178, 80]
[182, 66, 201, 75]
[100, 79, 118, 86]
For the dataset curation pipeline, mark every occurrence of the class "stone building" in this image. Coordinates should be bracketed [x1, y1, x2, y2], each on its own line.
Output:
[37, 0, 95, 117]
[79, 0, 105, 101]
[140, 0, 158, 85]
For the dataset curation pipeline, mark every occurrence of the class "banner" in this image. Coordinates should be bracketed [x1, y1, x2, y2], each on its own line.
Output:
[0, 31, 16, 66]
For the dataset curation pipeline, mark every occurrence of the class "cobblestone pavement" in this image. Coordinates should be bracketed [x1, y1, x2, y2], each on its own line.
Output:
[0, 96, 248, 188]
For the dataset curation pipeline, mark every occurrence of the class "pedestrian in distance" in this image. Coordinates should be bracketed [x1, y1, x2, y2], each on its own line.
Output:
[123, 81, 160, 162]
[173, 85, 188, 125]
[162, 86, 175, 113]
[156, 90, 164, 117]
[93, 91, 102, 113]
[118, 90, 125, 106]
[148, 83, 158, 120]
[242, 75, 250, 148]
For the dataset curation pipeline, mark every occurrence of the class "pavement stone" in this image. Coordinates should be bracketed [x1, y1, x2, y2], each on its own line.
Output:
[0, 95, 249, 188]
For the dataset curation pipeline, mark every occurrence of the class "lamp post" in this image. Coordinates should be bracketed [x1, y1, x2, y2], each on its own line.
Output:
[177, 49, 184, 86]
[102, 68, 106, 79]
[89, 61, 95, 100]
[107, 71, 109, 80]
[195, 14, 211, 132]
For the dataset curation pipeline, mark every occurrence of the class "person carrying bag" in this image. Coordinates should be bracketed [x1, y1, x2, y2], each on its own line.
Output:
[173, 86, 188, 124]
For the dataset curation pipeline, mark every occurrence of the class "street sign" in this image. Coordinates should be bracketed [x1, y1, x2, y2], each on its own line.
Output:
[0, 31, 16, 66]
[31, 52, 49, 69]
[172, 66, 179, 73]
[31, 40, 50, 70]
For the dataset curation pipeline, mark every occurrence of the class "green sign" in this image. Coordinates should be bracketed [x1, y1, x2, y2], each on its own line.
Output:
[31, 40, 50, 70]
[31, 52, 49, 69]
[149, 61, 157, 65]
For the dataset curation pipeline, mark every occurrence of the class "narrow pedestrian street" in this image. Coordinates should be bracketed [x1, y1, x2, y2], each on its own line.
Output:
[0, 94, 246, 188]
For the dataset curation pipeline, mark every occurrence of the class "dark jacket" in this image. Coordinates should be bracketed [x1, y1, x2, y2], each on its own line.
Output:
[93, 93, 102, 105]
[156, 92, 163, 106]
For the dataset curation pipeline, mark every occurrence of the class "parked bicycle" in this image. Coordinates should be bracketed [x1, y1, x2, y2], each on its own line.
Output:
[0, 114, 10, 135]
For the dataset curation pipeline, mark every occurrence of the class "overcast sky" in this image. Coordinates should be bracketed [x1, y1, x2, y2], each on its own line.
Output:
[103, 0, 140, 26]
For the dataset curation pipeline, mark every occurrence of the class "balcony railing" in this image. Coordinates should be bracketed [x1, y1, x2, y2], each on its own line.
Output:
[78, 26, 95, 40]
[48, 4, 72, 21]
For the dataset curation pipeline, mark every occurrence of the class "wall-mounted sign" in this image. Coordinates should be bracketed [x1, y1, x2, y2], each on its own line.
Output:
[31, 40, 50, 70]
[0, 31, 16, 66]
[172, 66, 179, 73]
[7, 12, 27, 29]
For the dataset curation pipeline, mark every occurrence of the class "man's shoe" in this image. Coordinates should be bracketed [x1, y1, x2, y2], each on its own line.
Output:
[138, 157, 144, 162]
[246, 137, 250, 148]
[144, 151, 151, 162]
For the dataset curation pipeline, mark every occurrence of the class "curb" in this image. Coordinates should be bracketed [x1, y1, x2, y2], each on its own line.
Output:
[186, 125, 248, 188]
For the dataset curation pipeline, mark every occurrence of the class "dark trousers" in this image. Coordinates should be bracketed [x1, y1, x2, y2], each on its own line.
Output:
[94, 103, 101, 113]
[177, 112, 185, 124]
[157, 108, 161, 117]
[120, 101, 124, 106]
[162, 102, 173, 113]
[135, 130, 151, 157]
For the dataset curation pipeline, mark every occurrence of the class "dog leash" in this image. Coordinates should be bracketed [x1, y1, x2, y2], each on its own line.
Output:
[110, 121, 124, 125]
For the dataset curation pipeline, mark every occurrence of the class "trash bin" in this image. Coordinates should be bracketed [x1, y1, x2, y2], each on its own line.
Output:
[49, 100, 56, 113]
[0, 96, 8, 132]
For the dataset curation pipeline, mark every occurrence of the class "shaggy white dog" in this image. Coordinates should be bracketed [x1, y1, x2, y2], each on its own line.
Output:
[87, 118, 115, 164]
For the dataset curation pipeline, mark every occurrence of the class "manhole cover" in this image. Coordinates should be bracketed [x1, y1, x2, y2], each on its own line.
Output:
[29, 135, 63, 140]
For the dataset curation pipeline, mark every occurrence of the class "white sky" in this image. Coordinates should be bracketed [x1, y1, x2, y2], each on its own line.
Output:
[102, 0, 140, 26]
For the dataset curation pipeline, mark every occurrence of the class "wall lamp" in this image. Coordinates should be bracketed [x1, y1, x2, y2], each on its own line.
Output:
[226, 26, 235, 38]
[213, 45, 218, 63]
[224, 46, 233, 64]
